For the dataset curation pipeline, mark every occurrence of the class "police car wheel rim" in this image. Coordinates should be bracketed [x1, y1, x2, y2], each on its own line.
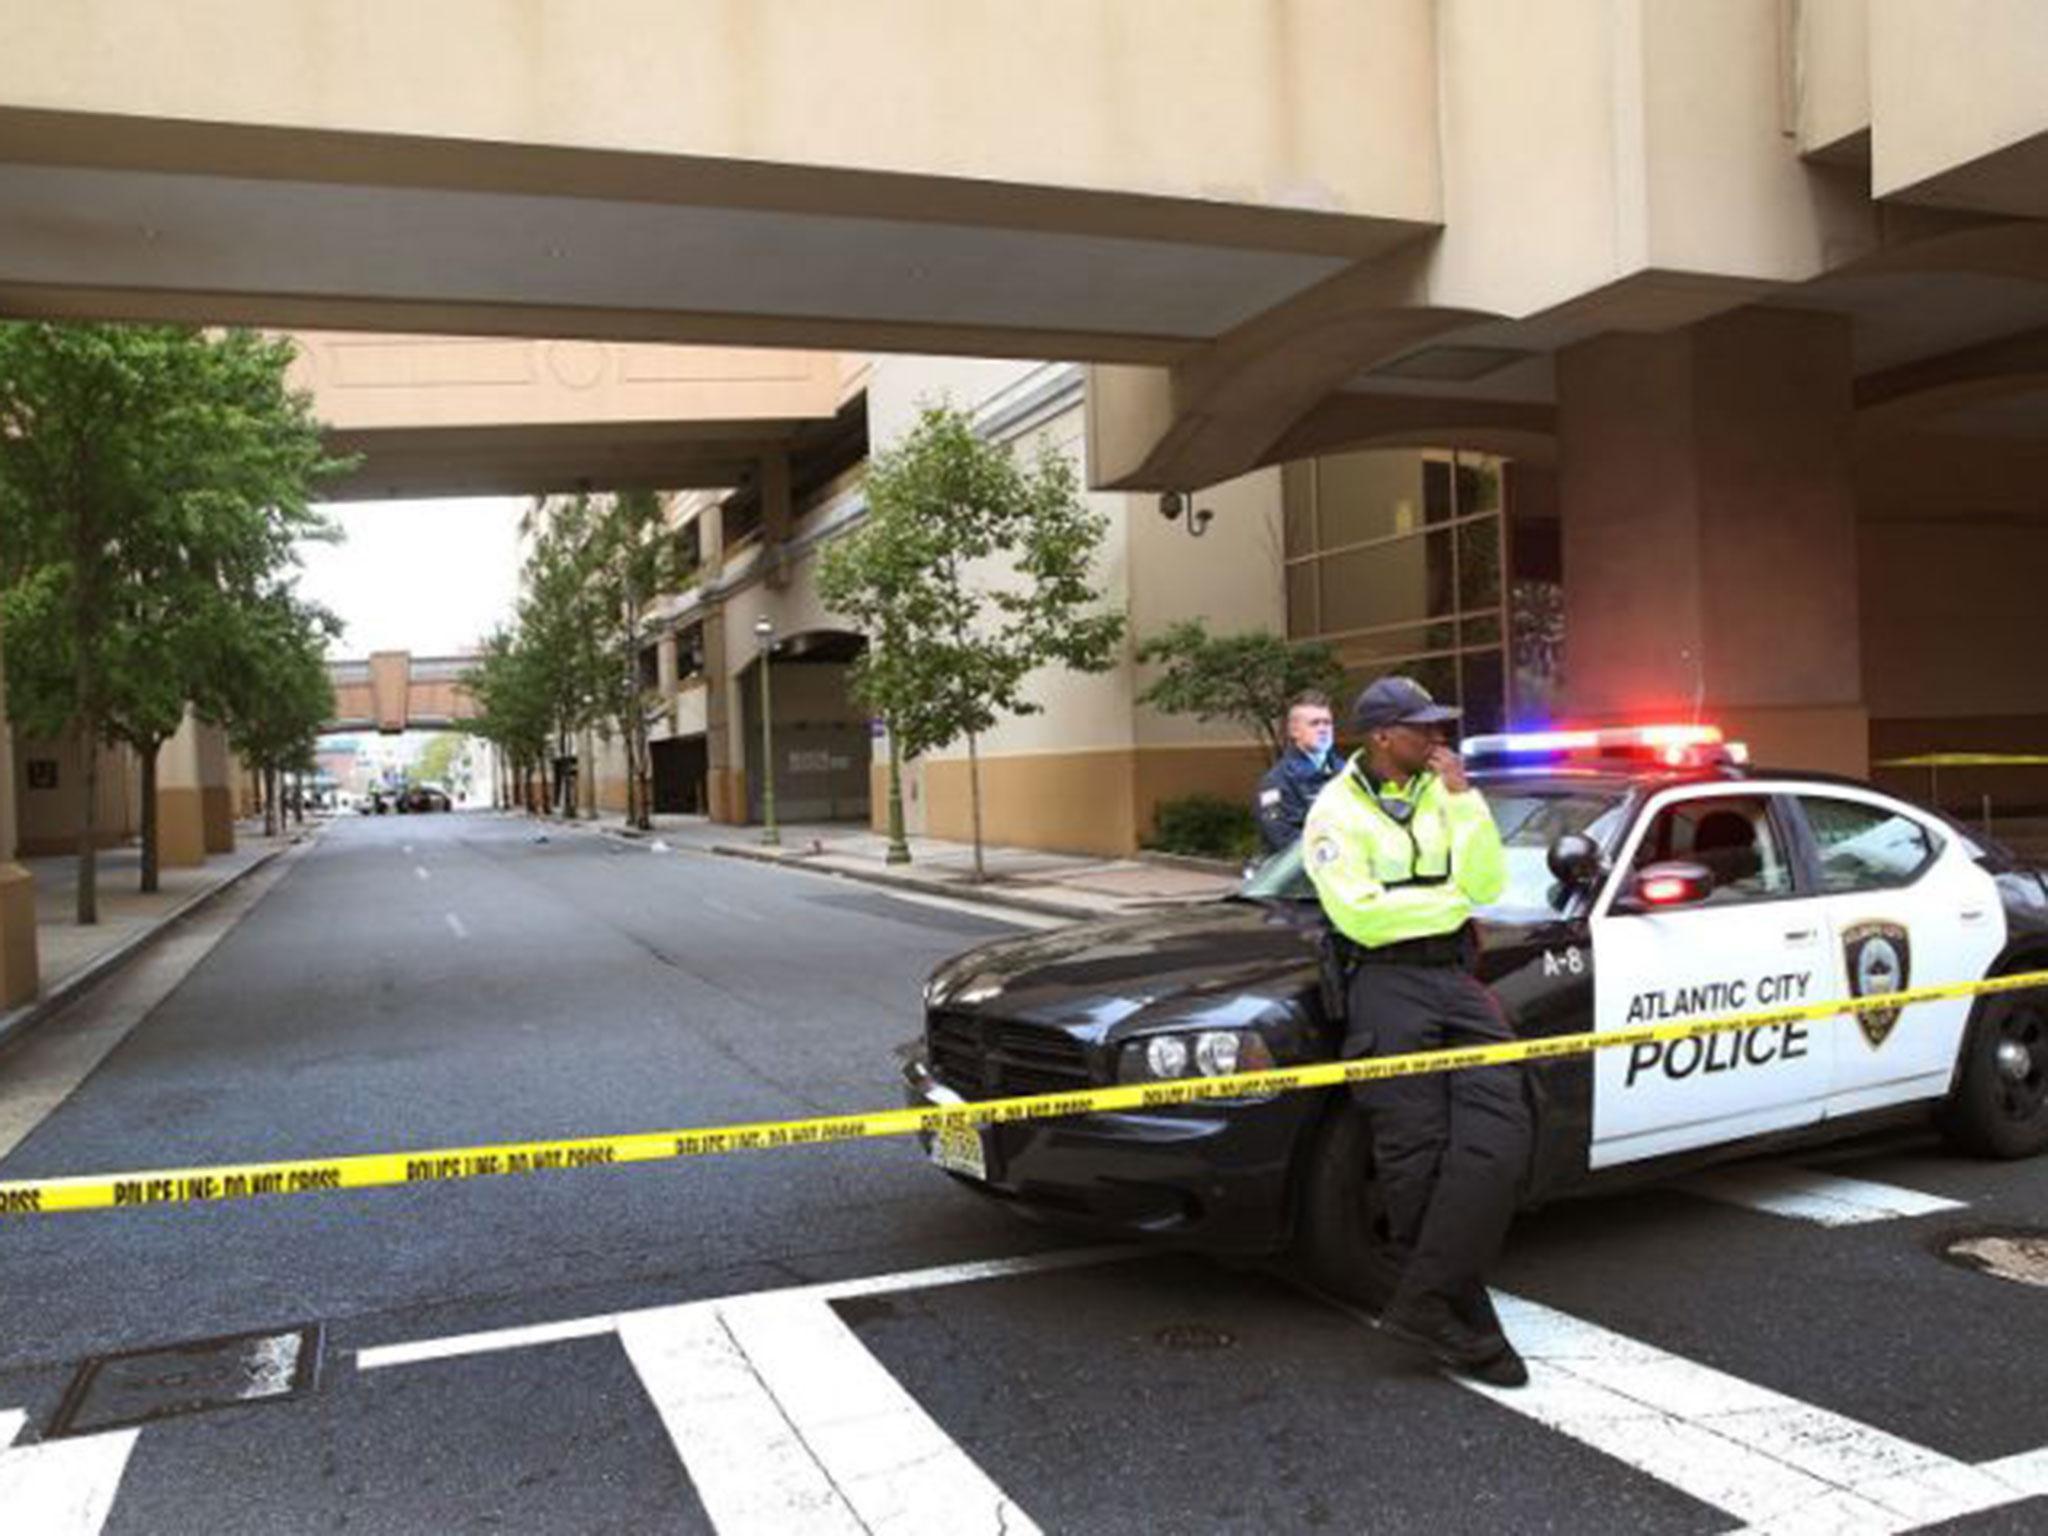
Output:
[1993, 1007, 2046, 1118]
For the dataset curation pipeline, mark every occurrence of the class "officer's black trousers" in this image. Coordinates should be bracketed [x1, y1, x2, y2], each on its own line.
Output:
[1345, 961, 1530, 1325]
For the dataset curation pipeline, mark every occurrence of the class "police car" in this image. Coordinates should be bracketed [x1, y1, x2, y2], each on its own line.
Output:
[902, 725, 2048, 1302]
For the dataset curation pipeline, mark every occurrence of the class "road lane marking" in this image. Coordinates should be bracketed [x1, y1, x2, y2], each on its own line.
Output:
[414, 866, 430, 882]
[1676, 1167, 1965, 1226]
[621, 1306, 865, 1534]
[1454, 1292, 2045, 1533]
[0, 1409, 22, 1446]
[0, 1420, 141, 1536]
[444, 912, 468, 940]
[355, 1246, 1138, 1372]
[623, 1293, 1037, 1535]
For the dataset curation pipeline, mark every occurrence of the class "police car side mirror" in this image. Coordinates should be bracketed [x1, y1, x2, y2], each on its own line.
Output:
[1613, 860, 1716, 915]
[1546, 833, 1606, 890]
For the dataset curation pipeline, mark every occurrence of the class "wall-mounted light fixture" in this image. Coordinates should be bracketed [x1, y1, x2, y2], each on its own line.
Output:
[1159, 490, 1214, 539]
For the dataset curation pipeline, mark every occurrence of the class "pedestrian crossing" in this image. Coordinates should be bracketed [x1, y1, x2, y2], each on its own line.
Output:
[0, 1158, 2019, 1536]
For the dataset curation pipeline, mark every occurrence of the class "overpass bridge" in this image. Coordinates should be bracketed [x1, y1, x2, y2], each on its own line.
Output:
[326, 651, 479, 735]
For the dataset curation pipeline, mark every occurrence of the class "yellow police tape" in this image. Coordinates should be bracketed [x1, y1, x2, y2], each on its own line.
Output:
[3, 968, 2044, 1219]
[1876, 754, 2048, 768]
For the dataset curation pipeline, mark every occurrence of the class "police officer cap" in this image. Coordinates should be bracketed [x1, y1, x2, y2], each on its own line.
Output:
[1352, 675, 1463, 730]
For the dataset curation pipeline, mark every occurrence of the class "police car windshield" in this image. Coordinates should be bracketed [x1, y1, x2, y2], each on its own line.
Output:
[1238, 787, 1627, 917]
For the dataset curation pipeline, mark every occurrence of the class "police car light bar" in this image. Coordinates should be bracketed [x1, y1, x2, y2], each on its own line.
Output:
[1464, 724, 1749, 769]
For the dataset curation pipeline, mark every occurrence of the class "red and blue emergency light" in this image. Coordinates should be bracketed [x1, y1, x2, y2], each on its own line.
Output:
[1463, 723, 1749, 771]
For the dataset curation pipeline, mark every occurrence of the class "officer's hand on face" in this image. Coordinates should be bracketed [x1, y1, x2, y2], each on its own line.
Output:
[1427, 743, 1470, 794]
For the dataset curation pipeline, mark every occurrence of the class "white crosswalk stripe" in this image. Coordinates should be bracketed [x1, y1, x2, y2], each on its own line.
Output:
[1458, 1293, 2045, 1534]
[1676, 1166, 1965, 1225]
[0, 1410, 140, 1536]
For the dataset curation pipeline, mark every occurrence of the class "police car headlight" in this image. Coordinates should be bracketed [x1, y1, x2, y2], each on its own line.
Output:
[1194, 1031, 1239, 1077]
[1118, 1029, 1278, 1087]
[1144, 1035, 1189, 1079]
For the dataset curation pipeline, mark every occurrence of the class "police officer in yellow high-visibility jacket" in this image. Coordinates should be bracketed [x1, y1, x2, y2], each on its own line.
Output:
[1303, 675, 1531, 1388]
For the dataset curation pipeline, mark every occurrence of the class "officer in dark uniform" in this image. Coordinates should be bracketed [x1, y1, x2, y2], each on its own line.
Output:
[1254, 691, 1339, 853]
[1302, 675, 1531, 1388]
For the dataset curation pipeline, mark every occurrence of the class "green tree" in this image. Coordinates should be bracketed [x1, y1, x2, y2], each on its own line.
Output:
[415, 731, 465, 790]
[464, 628, 552, 811]
[213, 589, 338, 838]
[1135, 620, 1346, 762]
[0, 323, 344, 917]
[817, 404, 1124, 878]
[584, 490, 693, 830]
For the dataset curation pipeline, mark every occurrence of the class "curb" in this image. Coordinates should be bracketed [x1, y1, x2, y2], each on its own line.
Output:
[0, 838, 299, 1058]
[707, 843, 1100, 923]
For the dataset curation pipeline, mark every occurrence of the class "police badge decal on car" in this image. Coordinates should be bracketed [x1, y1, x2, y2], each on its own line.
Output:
[1842, 920, 1912, 1049]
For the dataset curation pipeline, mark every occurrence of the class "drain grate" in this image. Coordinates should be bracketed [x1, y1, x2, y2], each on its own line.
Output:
[50, 1324, 323, 1437]
[1943, 1229, 2048, 1289]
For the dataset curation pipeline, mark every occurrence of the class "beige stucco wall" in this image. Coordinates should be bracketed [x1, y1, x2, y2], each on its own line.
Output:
[0, 0, 1439, 225]
[1430, 0, 1869, 322]
[1796, 0, 1871, 157]
[13, 732, 137, 856]
[287, 334, 841, 432]
[1869, 0, 2048, 202]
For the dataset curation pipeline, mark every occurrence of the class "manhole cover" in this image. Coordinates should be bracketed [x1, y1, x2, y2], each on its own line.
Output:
[1944, 1230, 2048, 1288]
[1153, 1323, 1236, 1352]
[50, 1325, 322, 1437]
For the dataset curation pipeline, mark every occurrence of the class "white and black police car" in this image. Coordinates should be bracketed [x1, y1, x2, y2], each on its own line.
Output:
[902, 725, 2048, 1302]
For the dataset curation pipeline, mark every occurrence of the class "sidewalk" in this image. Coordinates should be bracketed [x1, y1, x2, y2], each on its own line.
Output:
[546, 810, 1239, 921]
[1, 822, 303, 1050]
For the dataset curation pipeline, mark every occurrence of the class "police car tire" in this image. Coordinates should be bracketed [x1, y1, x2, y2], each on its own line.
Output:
[1294, 1103, 1403, 1310]
[1935, 986, 2048, 1160]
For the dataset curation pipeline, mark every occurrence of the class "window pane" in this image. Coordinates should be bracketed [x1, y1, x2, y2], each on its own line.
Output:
[1630, 796, 1794, 904]
[1333, 623, 1455, 667]
[1282, 460, 1316, 559]
[1457, 514, 1503, 610]
[1456, 455, 1504, 516]
[1285, 562, 1318, 639]
[1461, 613, 1502, 647]
[1318, 529, 1455, 632]
[1423, 458, 1454, 525]
[1461, 648, 1506, 734]
[1316, 450, 1419, 548]
[1798, 797, 1939, 892]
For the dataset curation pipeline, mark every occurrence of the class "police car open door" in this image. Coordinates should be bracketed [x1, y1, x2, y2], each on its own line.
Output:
[1588, 789, 1832, 1168]
[1790, 790, 2005, 1120]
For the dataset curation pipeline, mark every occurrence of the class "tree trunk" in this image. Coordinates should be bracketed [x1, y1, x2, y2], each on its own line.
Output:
[264, 766, 279, 837]
[885, 728, 910, 865]
[966, 727, 986, 882]
[292, 773, 304, 827]
[74, 722, 99, 924]
[139, 737, 161, 894]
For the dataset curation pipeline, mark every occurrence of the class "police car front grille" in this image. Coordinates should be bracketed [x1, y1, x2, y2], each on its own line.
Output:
[925, 1012, 1093, 1100]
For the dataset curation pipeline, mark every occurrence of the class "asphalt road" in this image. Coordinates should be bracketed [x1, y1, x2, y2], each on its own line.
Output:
[1, 812, 2045, 1535]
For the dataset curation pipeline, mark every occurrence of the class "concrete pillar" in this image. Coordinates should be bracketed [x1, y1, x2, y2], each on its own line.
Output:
[699, 503, 725, 580]
[0, 639, 40, 1009]
[197, 720, 234, 852]
[656, 632, 679, 698]
[1556, 308, 1868, 775]
[156, 710, 210, 867]
[703, 601, 742, 823]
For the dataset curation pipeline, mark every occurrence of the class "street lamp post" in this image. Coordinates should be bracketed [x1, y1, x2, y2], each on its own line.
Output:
[753, 615, 780, 847]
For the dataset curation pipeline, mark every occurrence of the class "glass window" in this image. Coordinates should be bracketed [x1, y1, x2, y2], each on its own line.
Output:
[1456, 514, 1503, 610]
[1317, 450, 1419, 548]
[1318, 529, 1455, 633]
[1460, 649, 1506, 735]
[1285, 563, 1318, 640]
[1282, 460, 1316, 559]
[1629, 795, 1794, 904]
[1798, 797, 1940, 892]
[1423, 458, 1454, 525]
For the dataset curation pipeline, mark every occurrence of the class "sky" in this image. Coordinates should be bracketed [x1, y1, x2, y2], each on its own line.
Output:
[293, 498, 526, 659]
